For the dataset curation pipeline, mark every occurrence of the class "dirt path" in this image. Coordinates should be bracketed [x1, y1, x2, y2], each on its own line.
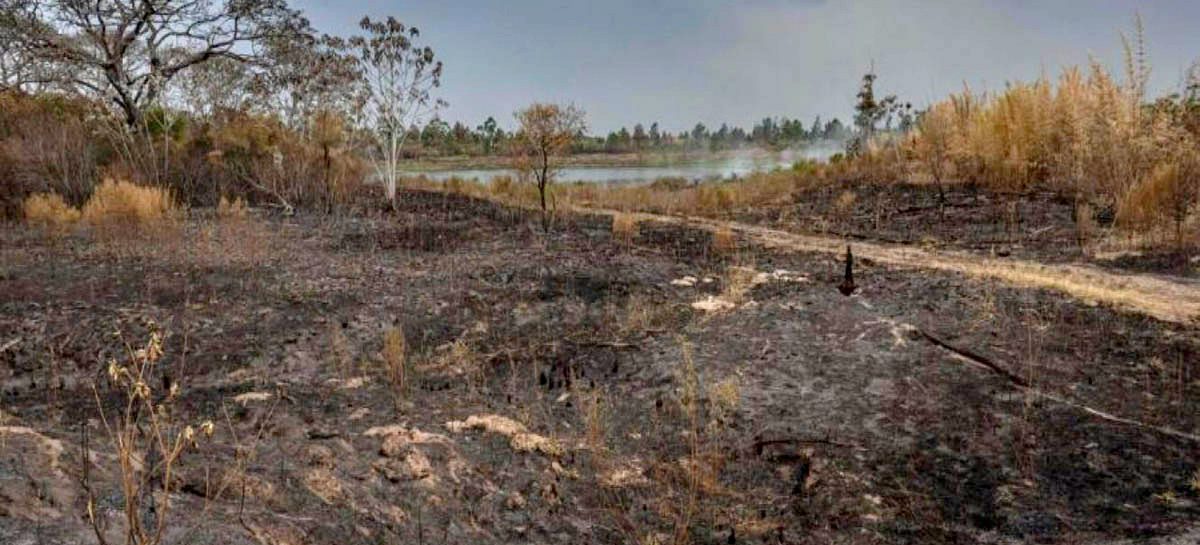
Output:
[586, 206, 1200, 325]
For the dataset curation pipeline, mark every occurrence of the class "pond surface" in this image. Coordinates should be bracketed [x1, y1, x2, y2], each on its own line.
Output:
[416, 147, 839, 185]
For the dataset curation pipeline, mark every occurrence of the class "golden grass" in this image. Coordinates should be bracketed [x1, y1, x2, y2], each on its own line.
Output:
[23, 193, 80, 230]
[82, 179, 174, 225]
[900, 36, 1199, 241]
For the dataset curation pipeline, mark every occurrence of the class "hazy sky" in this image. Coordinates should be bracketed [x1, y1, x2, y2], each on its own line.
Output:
[293, 0, 1200, 134]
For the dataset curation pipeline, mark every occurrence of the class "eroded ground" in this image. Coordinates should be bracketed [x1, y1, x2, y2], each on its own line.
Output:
[1, 190, 1198, 544]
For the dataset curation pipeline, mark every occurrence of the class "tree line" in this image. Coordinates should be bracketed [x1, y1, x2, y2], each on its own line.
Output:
[405, 115, 853, 157]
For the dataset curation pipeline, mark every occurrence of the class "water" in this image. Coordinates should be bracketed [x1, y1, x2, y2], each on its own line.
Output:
[415, 146, 840, 186]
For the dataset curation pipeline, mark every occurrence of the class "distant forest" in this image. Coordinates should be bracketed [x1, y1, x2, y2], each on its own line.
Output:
[402, 116, 855, 157]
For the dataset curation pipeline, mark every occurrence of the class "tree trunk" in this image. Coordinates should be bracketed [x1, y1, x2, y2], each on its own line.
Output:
[539, 147, 551, 232]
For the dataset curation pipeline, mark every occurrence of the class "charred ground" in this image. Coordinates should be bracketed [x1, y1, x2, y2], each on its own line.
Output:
[1, 189, 1198, 544]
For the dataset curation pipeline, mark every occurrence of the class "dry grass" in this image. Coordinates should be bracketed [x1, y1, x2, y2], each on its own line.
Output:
[611, 213, 638, 245]
[216, 195, 248, 219]
[82, 178, 175, 226]
[1116, 152, 1200, 245]
[85, 327, 215, 545]
[580, 388, 607, 454]
[721, 265, 758, 304]
[710, 226, 736, 255]
[832, 190, 857, 222]
[446, 414, 564, 457]
[382, 326, 408, 394]
[900, 29, 1200, 243]
[559, 168, 822, 218]
[23, 193, 80, 231]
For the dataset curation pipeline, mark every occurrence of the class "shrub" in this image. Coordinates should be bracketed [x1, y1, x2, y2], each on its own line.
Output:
[81, 179, 175, 226]
[23, 192, 81, 230]
[0, 92, 103, 218]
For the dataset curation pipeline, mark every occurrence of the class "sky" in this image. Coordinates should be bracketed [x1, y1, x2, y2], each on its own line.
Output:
[293, 0, 1200, 135]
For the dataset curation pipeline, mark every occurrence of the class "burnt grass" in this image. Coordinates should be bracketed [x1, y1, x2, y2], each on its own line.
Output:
[1, 188, 1198, 544]
[736, 179, 1199, 277]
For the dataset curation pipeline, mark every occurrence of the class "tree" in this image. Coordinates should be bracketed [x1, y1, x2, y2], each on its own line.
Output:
[173, 56, 258, 119]
[477, 116, 499, 154]
[649, 122, 661, 146]
[850, 68, 897, 154]
[632, 123, 647, 150]
[351, 16, 444, 207]
[0, 0, 306, 127]
[513, 102, 586, 231]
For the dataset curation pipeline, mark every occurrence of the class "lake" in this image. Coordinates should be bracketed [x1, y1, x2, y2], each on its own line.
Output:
[414, 146, 839, 186]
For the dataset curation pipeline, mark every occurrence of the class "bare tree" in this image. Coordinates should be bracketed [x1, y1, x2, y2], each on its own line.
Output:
[0, 0, 306, 127]
[351, 16, 443, 208]
[513, 102, 586, 231]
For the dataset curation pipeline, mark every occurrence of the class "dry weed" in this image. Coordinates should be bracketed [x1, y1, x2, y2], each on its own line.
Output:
[23, 193, 80, 232]
[612, 213, 639, 246]
[82, 178, 174, 226]
[382, 326, 408, 394]
[710, 226, 736, 255]
[84, 327, 215, 545]
[216, 195, 248, 219]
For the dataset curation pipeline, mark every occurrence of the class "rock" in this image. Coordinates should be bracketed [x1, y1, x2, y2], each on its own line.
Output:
[692, 296, 736, 312]
[232, 391, 272, 405]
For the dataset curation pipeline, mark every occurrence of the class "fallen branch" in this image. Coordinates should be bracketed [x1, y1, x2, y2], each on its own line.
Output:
[918, 328, 1200, 444]
[751, 436, 859, 456]
[917, 330, 1029, 387]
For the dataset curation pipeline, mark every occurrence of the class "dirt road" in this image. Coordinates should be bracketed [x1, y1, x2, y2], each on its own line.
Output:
[588, 206, 1200, 325]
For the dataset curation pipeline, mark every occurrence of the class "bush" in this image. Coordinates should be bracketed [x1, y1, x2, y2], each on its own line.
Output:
[0, 92, 103, 219]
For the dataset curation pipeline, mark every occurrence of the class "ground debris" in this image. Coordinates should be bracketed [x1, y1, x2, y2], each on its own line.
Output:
[446, 414, 564, 457]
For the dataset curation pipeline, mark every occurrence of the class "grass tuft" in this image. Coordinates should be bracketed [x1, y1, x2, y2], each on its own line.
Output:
[81, 178, 175, 226]
[23, 193, 80, 231]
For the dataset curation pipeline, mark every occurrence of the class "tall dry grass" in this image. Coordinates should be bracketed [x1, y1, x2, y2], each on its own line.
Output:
[903, 33, 1200, 243]
[23, 192, 81, 231]
[22, 178, 176, 234]
[81, 179, 175, 226]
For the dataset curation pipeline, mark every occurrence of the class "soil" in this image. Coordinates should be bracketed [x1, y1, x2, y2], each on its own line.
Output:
[1, 189, 1198, 544]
